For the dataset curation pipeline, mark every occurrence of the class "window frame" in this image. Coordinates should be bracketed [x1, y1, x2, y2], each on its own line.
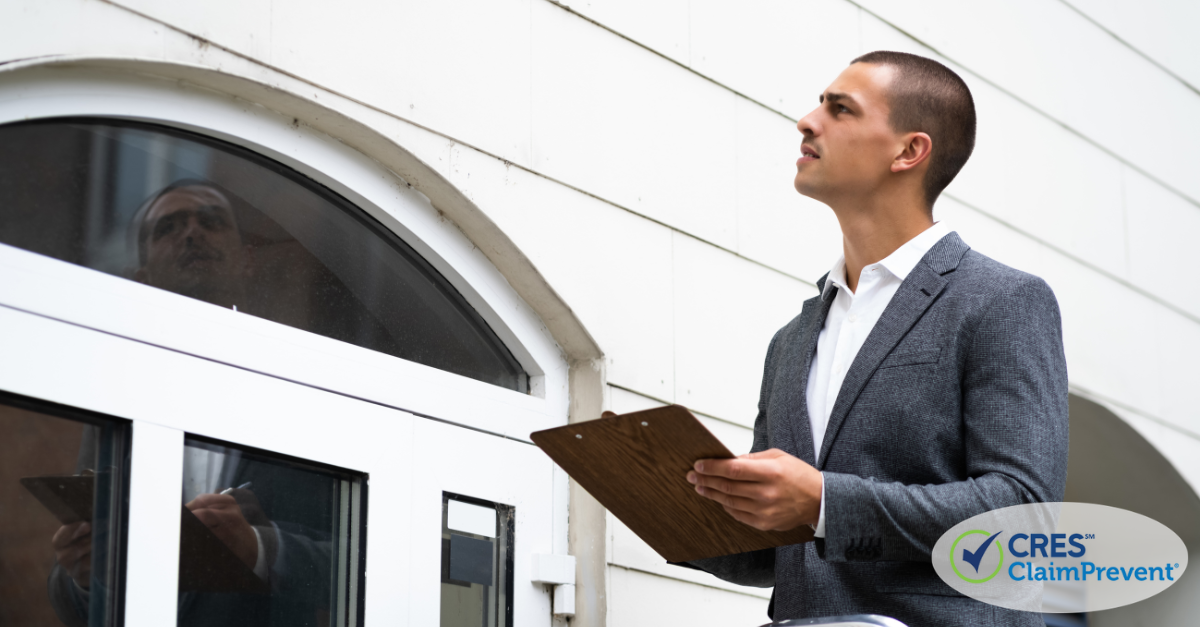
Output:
[0, 389, 133, 627]
[180, 432, 369, 626]
[1, 115, 531, 393]
[0, 67, 570, 440]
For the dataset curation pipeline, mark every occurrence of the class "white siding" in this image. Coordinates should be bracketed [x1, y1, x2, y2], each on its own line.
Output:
[531, 0, 740, 250]
[1065, 0, 1200, 90]
[609, 567, 769, 626]
[277, 0, 537, 166]
[855, 0, 1200, 205]
[672, 231, 813, 424]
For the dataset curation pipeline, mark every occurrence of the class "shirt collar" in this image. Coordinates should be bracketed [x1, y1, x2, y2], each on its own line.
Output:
[821, 221, 952, 299]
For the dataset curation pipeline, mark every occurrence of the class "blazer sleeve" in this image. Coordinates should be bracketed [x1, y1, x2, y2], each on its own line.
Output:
[818, 274, 1070, 563]
[679, 327, 784, 586]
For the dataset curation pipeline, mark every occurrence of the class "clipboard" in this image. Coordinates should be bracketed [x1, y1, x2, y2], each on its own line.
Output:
[20, 475, 93, 524]
[20, 474, 266, 594]
[531, 405, 813, 563]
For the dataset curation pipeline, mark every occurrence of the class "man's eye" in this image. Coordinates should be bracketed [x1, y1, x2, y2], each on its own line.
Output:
[199, 211, 229, 231]
[153, 217, 178, 239]
[837, 104, 850, 114]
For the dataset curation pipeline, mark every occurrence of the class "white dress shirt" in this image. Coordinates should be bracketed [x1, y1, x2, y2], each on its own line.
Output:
[808, 222, 951, 537]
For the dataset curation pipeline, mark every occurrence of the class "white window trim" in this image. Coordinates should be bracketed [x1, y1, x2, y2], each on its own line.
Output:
[0, 67, 569, 439]
[0, 305, 558, 627]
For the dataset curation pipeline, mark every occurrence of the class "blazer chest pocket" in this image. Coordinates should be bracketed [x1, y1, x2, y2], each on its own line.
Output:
[877, 348, 941, 369]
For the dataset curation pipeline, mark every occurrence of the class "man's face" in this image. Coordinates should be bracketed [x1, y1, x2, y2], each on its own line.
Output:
[137, 186, 246, 301]
[794, 63, 904, 204]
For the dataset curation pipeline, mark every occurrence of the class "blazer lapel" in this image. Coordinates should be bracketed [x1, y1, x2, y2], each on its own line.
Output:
[815, 233, 970, 468]
[780, 274, 835, 465]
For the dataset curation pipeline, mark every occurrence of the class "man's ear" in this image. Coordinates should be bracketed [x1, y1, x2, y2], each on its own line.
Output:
[891, 132, 933, 173]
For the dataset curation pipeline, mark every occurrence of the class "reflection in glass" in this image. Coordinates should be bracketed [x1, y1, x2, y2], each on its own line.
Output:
[0, 118, 527, 392]
[178, 436, 365, 627]
[440, 493, 513, 627]
[0, 391, 130, 627]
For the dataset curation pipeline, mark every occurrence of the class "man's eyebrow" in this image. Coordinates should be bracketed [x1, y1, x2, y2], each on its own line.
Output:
[821, 92, 856, 106]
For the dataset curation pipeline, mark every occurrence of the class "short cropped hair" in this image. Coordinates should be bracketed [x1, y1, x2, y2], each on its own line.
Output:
[851, 51, 976, 207]
[129, 179, 239, 267]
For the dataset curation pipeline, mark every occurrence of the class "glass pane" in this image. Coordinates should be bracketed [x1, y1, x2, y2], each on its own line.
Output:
[178, 436, 365, 627]
[0, 118, 527, 392]
[440, 493, 513, 627]
[0, 391, 130, 627]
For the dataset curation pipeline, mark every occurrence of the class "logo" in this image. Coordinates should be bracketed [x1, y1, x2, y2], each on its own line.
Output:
[951, 530, 1004, 583]
[932, 503, 1188, 614]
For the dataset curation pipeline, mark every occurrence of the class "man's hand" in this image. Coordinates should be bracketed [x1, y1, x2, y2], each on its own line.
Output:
[687, 449, 823, 532]
[52, 521, 92, 589]
[186, 493, 258, 569]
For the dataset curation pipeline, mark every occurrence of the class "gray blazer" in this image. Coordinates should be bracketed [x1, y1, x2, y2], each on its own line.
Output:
[692, 232, 1069, 626]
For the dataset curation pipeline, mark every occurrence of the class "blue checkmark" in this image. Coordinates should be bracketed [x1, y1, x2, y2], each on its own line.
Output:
[961, 531, 1003, 573]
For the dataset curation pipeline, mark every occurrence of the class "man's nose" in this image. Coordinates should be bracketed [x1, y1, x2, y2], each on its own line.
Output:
[797, 108, 820, 137]
[181, 215, 206, 242]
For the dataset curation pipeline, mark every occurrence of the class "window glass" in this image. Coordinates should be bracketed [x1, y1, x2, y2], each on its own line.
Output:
[0, 118, 528, 392]
[0, 391, 130, 627]
[440, 493, 513, 627]
[179, 436, 365, 627]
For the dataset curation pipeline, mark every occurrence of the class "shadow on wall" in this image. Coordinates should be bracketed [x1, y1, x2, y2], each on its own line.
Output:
[1065, 394, 1200, 625]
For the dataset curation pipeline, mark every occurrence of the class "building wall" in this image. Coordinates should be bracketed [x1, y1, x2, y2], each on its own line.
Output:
[3, 0, 1199, 625]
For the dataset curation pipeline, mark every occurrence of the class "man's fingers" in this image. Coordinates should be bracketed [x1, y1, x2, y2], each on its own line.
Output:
[52, 522, 91, 549]
[689, 472, 771, 500]
[61, 543, 92, 565]
[185, 493, 237, 511]
[195, 507, 242, 528]
[694, 484, 761, 512]
[693, 457, 776, 483]
[721, 505, 773, 531]
[191, 508, 221, 528]
[70, 522, 92, 542]
[741, 449, 787, 460]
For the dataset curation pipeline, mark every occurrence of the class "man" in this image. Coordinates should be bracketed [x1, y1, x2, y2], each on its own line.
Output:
[685, 51, 1068, 625]
[132, 179, 251, 309]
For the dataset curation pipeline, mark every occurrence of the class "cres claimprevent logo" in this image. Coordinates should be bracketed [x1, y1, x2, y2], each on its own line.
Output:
[932, 503, 1188, 613]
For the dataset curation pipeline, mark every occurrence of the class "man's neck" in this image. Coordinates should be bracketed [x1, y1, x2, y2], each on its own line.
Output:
[831, 197, 933, 293]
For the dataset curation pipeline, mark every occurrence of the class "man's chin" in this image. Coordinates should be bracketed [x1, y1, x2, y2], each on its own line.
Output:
[793, 176, 824, 202]
[151, 274, 225, 301]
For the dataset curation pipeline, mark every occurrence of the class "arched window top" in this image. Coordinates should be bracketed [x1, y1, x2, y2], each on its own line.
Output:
[0, 118, 528, 392]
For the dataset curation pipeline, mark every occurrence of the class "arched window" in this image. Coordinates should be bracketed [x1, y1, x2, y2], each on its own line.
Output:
[0, 118, 527, 392]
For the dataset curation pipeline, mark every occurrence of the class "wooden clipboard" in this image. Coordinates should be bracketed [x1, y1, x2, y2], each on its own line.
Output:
[531, 405, 812, 563]
[20, 475, 93, 524]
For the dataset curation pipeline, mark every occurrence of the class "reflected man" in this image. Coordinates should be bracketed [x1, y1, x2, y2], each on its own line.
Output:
[49, 181, 334, 627]
[133, 179, 250, 310]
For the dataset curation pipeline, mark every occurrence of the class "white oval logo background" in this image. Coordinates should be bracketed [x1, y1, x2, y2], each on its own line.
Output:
[932, 503, 1188, 613]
